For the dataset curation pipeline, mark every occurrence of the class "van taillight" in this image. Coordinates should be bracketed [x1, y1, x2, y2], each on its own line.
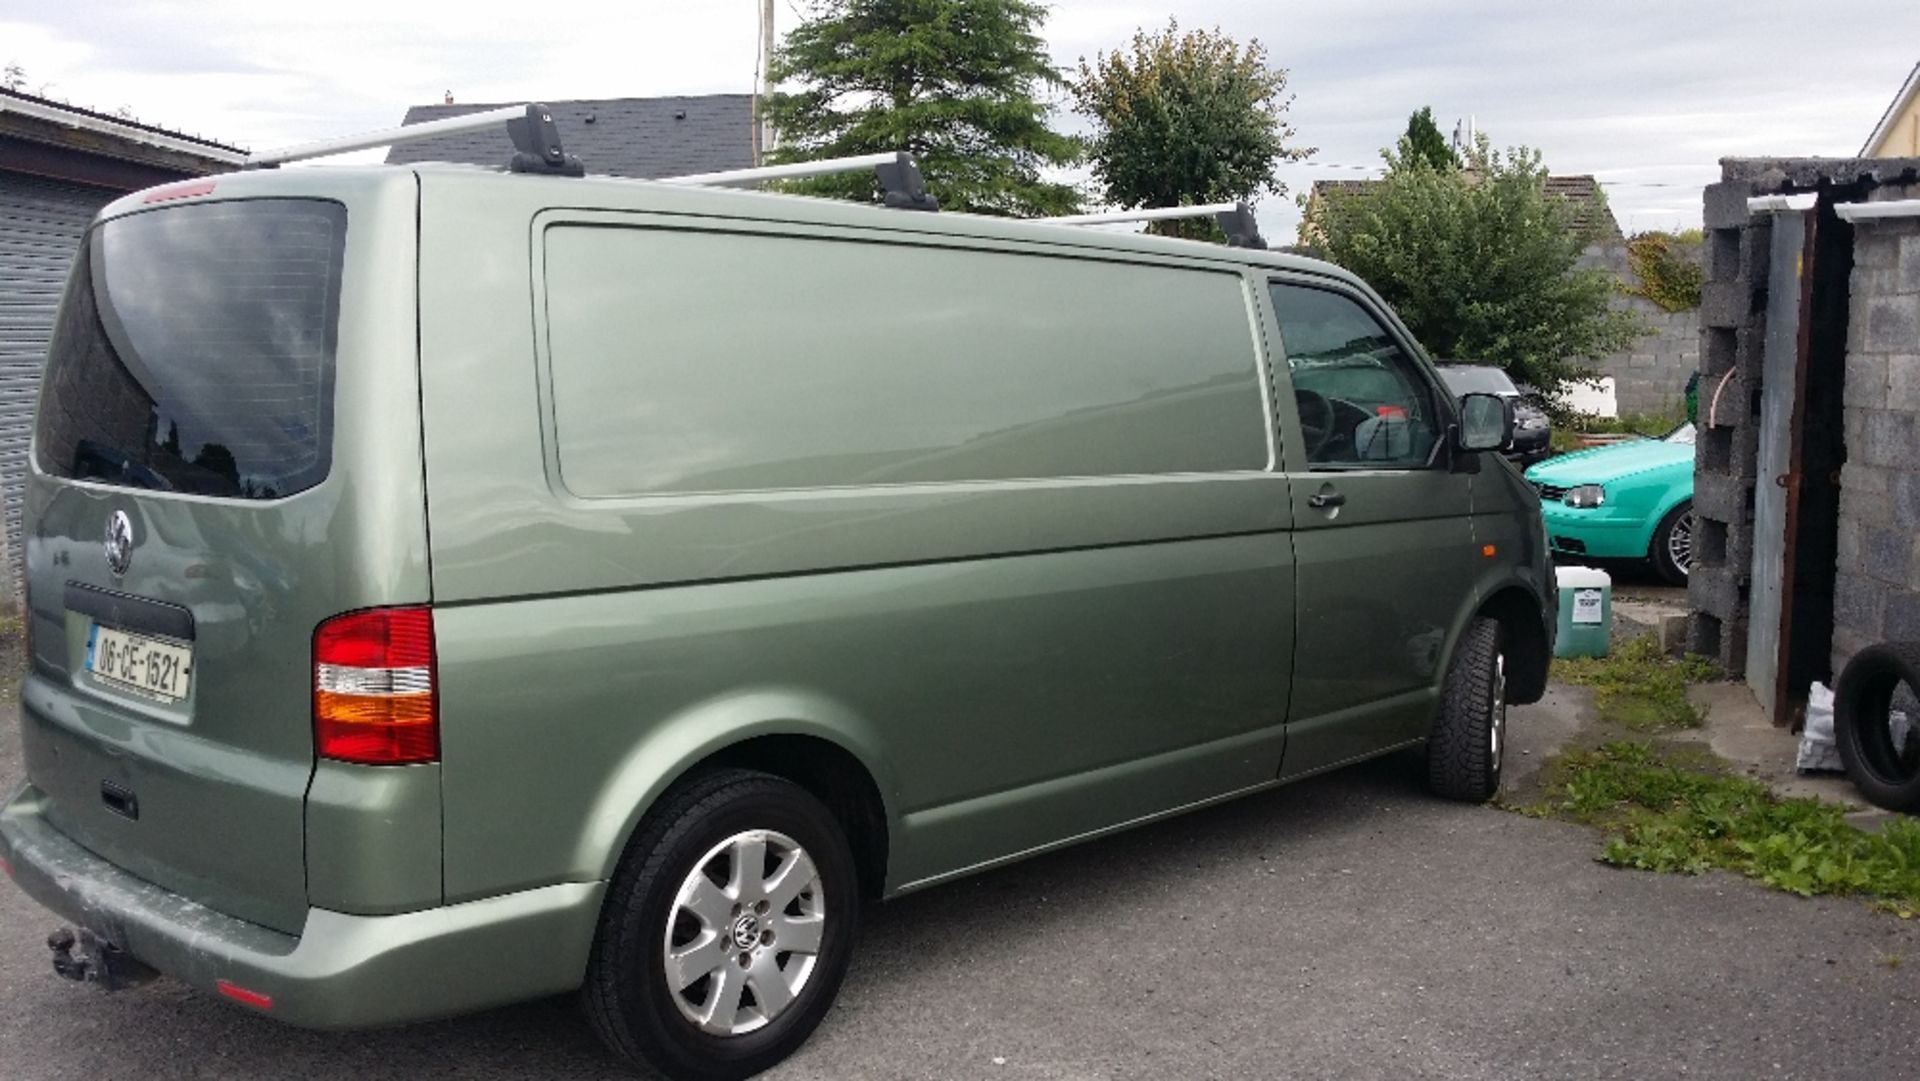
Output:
[312, 607, 438, 765]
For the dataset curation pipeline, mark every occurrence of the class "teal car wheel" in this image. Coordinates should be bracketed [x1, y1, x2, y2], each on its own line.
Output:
[1651, 500, 1694, 585]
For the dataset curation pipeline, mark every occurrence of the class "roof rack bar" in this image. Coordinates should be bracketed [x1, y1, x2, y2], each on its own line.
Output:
[246, 103, 528, 167]
[661, 152, 904, 188]
[1040, 202, 1242, 226]
[1042, 201, 1266, 249]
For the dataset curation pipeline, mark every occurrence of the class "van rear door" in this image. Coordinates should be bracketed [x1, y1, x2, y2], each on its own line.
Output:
[18, 178, 430, 934]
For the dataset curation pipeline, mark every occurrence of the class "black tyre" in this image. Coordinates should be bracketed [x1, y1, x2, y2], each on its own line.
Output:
[1834, 642, 1920, 812]
[1427, 616, 1507, 802]
[584, 769, 860, 1081]
[1650, 500, 1694, 586]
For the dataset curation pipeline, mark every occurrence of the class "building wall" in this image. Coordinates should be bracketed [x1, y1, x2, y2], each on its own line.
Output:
[1867, 92, 1920, 158]
[1831, 181, 1920, 678]
[1689, 157, 1920, 714]
[0, 172, 118, 611]
[1579, 240, 1702, 417]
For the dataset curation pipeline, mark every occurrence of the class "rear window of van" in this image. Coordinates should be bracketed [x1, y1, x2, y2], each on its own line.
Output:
[540, 227, 1270, 496]
[34, 199, 347, 500]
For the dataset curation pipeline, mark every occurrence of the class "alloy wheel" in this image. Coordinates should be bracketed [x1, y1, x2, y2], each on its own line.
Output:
[663, 829, 825, 1037]
[1668, 511, 1694, 576]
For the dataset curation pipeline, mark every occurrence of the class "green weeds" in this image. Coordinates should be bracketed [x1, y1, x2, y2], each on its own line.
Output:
[1532, 742, 1920, 916]
[1553, 635, 1717, 731]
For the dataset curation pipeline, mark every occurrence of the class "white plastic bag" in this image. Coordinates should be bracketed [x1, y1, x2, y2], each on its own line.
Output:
[1797, 682, 1843, 773]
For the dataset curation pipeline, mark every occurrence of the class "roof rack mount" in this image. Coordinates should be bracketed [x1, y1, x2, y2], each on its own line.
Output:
[246, 103, 582, 175]
[1041, 201, 1267, 249]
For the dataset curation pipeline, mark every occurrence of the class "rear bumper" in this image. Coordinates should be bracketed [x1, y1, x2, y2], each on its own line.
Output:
[0, 782, 604, 1029]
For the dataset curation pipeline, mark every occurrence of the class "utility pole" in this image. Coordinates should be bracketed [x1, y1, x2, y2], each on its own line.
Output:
[753, 0, 776, 164]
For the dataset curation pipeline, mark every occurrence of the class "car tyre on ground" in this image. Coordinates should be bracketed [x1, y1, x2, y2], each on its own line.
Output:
[1833, 642, 1920, 812]
[1427, 616, 1507, 802]
[1650, 500, 1694, 586]
[584, 769, 860, 1081]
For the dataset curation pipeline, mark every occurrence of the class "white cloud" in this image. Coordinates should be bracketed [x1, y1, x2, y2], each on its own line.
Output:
[6, 0, 1918, 238]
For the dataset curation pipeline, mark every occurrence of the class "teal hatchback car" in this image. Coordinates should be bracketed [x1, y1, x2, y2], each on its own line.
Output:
[1524, 425, 1695, 584]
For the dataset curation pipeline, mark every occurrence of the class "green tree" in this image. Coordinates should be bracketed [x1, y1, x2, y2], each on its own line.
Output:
[764, 0, 1082, 217]
[1302, 136, 1642, 396]
[1402, 106, 1456, 171]
[1069, 21, 1311, 239]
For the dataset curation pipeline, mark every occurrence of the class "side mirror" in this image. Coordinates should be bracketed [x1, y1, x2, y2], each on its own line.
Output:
[1457, 392, 1514, 452]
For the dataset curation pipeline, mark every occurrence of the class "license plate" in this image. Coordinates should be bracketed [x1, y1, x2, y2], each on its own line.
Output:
[86, 624, 194, 703]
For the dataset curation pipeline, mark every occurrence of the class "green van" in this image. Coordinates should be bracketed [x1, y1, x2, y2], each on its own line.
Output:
[1, 161, 1553, 1080]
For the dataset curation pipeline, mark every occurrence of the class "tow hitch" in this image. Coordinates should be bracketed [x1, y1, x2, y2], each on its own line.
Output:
[47, 927, 158, 991]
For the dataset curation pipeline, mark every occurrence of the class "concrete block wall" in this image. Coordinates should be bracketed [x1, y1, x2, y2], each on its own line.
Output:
[1579, 240, 1703, 417]
[1831, 180, 1920, 677]
[1686, 176, 1769, 674]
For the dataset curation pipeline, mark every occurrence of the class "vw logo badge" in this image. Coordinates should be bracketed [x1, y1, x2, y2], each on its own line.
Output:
[103, 510, 134, 577]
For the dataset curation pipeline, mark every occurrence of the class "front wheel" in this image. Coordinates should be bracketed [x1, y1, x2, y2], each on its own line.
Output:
[584, 769, 860, 1081]
[1427, 616, 1507, 802]
[1650, 500, 1694, 586]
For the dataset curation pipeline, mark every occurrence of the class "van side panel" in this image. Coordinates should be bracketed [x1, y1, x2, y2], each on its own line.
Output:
[414, 174, 1296, 901]
[433, 533, 1293, 899]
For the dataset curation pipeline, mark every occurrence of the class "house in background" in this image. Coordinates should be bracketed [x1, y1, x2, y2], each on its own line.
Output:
[0, 89, 245, 601]
[1863, 61, 1920, 158]
[385, 95, 754, 178]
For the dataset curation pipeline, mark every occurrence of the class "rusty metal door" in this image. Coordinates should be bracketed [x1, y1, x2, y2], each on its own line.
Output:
[1744, 211, 1807, 717]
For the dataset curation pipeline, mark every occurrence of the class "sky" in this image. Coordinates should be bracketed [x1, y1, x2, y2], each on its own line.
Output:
[4, 0, 1917, 239]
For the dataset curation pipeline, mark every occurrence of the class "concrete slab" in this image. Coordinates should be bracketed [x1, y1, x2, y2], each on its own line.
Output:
[1677, 680, 1901, 829]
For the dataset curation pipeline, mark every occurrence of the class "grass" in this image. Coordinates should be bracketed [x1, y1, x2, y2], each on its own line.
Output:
[1553, 635, 1718, 731]
[1525, 741, 1920, 917]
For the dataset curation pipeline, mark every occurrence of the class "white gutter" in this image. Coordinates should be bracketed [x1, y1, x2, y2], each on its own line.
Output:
[1746, 193, 1816, 213]
[1041, 202, 1242, 226]
[247, 104, 527, 167]
[0, 94, 247, 165]
[1835, 199, 1920, 223]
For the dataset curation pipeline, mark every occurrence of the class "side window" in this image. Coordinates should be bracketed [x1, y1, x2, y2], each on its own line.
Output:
[1268, 282, 1440, 469]
[540, 226, 1271, 497]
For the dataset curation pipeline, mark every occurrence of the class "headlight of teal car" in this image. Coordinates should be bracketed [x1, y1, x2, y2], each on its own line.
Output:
[1565, 484, 1606, 508]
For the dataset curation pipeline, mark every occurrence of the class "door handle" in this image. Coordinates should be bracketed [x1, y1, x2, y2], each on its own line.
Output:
[1308, 490, 1347, 510]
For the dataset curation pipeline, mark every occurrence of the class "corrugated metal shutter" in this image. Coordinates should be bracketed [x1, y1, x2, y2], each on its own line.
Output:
[0, 173, 113, 594]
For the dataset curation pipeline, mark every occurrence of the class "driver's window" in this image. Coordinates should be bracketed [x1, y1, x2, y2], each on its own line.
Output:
[1269, 282, 1440, 469]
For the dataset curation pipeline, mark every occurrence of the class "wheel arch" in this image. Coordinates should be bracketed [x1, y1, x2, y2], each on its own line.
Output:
[579, 690, 897, 901]
[698, 735, 891, 900]
[1631, 485, 1693, 557]
[1474, 585, 1552, 705]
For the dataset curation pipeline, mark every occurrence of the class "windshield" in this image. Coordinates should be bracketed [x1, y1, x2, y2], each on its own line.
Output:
[35, 199, 347, 499]
[1666, 423, 1697, 445]
[1438, 366, 1518, 396]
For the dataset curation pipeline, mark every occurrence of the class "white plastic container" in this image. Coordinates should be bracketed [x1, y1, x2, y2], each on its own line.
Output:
[1554, 565, 1612, 658]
